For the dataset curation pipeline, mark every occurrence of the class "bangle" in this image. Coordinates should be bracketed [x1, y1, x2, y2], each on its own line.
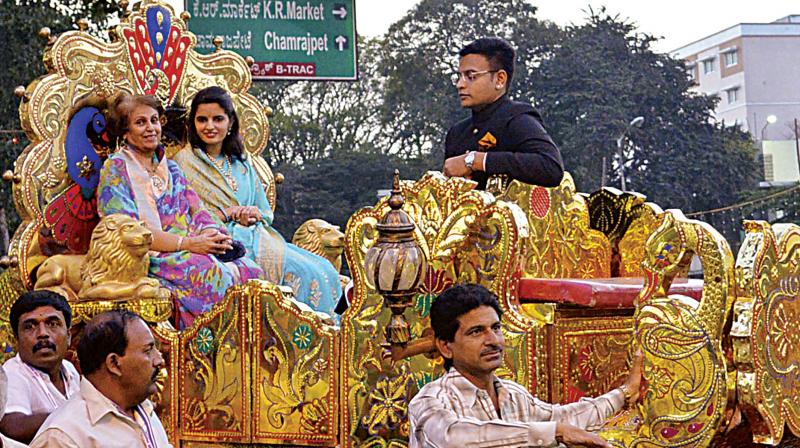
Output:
[619, 384, 633, 401]
[176, 236, 184, 251]
[219, 207, 229, 223]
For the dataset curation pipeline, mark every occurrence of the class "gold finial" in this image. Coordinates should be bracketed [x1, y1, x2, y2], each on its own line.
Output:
[0, 255, 18, 268]
[38, 27, 51, 40]
[119, 0, 129, 10]
[245, 55, 255, 67]
[180, 11, 191, 22]
[2, 170, 21, 183]
[213, 36, 224, 52]
[264, 106, 274, 117]
[77, 18, 89, 31]
[13, 86, 25, 98]
[388, 169, 404, 210]
[275, 173, 285, 184]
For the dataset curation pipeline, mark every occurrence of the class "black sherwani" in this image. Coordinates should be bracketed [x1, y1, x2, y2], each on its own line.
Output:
[444, 95, 564, 190]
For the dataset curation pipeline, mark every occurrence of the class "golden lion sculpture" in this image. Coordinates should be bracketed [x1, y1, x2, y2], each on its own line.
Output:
[35, 214, 171, 302]
[292, 219, 345, 273]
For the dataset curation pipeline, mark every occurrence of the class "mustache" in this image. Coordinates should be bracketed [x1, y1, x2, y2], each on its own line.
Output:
[32, 341, 56, 352]
[480, 345, 503, 356]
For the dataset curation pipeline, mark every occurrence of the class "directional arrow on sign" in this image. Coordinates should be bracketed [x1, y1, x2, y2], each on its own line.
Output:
[332, 4, 347, 20]
[334, 35, 348, 51]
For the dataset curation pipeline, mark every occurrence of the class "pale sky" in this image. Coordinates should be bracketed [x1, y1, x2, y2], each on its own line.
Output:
[168, 0, 799, 53]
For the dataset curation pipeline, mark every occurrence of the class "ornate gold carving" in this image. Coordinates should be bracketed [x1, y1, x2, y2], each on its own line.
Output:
[732, 220, 800, 444]
[552, 316, 634, 404]
[179, 287, 249, 442]
[342, 172, 538, 447]
[499, 173, 612, 279]
[601, 211, 736, 447]
[292, 219, 345, 273]
[0, 269, 27, 362]
[251, 281, 339, 445]
[618, 202, 665, 278]
[34, 214, 171, 305]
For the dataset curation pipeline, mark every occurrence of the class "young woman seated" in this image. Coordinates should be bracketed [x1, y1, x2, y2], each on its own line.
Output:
[174, 86, 342, 321]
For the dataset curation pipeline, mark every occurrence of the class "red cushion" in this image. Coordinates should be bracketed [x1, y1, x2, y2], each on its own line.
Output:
[518, 277, 704, 309]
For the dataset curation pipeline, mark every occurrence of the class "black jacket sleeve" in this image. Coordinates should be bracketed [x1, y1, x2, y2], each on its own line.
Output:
[483, 113, 564, 188]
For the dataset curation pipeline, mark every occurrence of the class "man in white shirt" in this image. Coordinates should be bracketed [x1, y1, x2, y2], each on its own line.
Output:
[409, 284, 643, 448]
[30, 310, 172, 448]
[1, 291, 79, 444]
[0, 366, 30, 447]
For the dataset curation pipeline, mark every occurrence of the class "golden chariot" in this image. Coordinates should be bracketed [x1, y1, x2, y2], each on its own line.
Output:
[1, 1, 799, 447]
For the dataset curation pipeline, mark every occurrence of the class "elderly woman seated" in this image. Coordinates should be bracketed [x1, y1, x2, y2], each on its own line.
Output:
[174, 86, 342, 320]
[98, 94, 264, 329]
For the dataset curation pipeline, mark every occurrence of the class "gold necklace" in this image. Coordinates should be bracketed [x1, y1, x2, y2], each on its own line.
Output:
[210, 154, 238, 192]
[145, 160, 164, 190]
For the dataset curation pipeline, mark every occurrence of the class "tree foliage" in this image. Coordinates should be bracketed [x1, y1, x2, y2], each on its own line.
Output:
[533, 8, 758, 211]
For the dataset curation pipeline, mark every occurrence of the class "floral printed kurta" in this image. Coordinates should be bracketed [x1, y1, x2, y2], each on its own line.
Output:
[97, 149, 264, 329]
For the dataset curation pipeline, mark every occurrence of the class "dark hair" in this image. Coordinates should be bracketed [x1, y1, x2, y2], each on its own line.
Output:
[430, 284, 503, 370]
[108, 94, 164, 139]
[188, 86, 245, 162]
[10, 290, 72, 338]
[77, 310, 142, 375]
[459, 37, 516, 88]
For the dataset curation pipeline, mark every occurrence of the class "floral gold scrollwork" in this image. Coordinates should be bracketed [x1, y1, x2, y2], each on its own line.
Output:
[499, 173, 612, 279]
[553, 317, 634, 404]
[250, 281, 338, 445]
[618, 203, 665, 278]
[601, 211, 736, 448]
[342, 172, 536, 448]
[733, 221, 800, 444]
[179, 288, 248, 442]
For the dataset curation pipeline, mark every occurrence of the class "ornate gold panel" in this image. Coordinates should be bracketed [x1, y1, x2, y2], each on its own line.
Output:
[342, 172, 540, 448]
[250, 282, 339, 446]
[601, 211, 736, 447]
[732, 221, 800, 444]
[551, 316, 634, 405]
[178, 286, 250, 444]
[9, 0, 274, 285]
[618, 203, 665, 278]
[499, 173, 612, 279]
[152, 323, 180, 444]
[0, 269, 27, 362]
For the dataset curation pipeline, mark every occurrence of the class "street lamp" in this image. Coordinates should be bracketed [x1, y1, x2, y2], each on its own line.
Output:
[364, 170, 427, 345]
[761, 114, 778, 141]
[615, 116, 645, 191]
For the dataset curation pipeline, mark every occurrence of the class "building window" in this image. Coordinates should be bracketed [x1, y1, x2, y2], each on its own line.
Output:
[702, 58, 716, 74]
[726, 87, 739, 103]
[723, 51, 738, 67]
[686, 67, 696, 81]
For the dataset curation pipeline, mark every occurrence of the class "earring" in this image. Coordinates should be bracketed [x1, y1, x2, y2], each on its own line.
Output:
[227, 128, 231, 136]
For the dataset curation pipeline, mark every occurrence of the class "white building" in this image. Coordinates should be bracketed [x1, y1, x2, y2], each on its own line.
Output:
[672, 15, 800, 143]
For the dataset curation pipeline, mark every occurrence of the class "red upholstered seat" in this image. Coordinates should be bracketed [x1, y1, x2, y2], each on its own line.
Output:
[518, 277, 703, 309]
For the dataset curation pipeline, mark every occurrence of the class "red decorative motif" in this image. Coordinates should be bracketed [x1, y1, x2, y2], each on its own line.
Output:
[529, 186, 551, 219]
[122, 16, 190, 102]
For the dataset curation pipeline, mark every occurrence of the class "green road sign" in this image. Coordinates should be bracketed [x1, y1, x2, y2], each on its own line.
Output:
[185, 0, 357, 80]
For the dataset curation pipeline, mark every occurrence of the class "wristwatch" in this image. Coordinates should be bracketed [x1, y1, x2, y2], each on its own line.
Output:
[465, 151, 476, 171]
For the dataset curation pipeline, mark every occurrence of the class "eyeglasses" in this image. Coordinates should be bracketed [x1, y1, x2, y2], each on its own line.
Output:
[451, 70, 499, 85]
